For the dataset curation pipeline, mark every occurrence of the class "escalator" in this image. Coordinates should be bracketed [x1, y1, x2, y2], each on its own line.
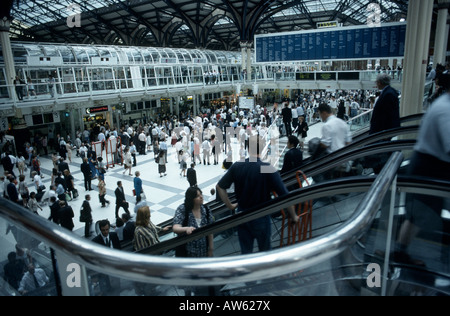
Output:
[0, 152, 448, 296]
[150, 120, 422, 245]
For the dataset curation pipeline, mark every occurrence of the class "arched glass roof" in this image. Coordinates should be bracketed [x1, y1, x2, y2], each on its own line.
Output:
[6, 0, 413, 51]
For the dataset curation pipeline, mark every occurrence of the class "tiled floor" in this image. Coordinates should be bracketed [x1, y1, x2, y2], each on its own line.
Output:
[2, 122, 325, 238]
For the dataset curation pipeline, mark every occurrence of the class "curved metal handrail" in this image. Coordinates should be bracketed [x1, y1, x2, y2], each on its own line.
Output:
[0, 152, 404, 287]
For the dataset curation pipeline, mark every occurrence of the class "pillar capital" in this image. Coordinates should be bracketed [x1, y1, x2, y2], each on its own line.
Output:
[0, 17, 11, 32]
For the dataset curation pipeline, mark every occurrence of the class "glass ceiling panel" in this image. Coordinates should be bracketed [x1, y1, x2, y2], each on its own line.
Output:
[12, 0, 123, 27]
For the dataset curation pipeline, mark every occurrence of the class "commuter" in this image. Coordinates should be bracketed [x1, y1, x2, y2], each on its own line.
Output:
[202, 138, 211, 165]
[48, 75, 55, 98]
[216, 135, 298, 254]
[210, 134, 220, 165]
[133, 171, 143, 203]
[18, 264, 49, 295]
[186, 163, 197, 187]
[114, 181, 130, 218]
[133, 205, 169, 251]
[173, 187, 214, 258]
[123, 147, 133, 176]
[297, 115, 309, 149]
[98, 178, 109, 208]
[280, 136, 303, 174]
[129, 141, 137, 166]
[80, 195, 93, 238]
[318, 103, 352, 154]
[121, 213, 136, 243]
[13, 76, 25, 101]
[281, 102, 293, 137]
[154, 151, 165, 178]
[179, 150, 188, 177]
[63, 169, 77, 200]
[58, 200, 74, 231]
[92, 220, 121, 250]
[26, 77, 37, 99]
[48, 196, 60, 224]
[370, 74, 400, 135]
[3, 252, 25, 291]
[7, 176, 19, 204]
[350, 99, 360, 118]
[81, 158, 92, 191]
[27, 192, 42, 215]
[394, 88, 450, 266]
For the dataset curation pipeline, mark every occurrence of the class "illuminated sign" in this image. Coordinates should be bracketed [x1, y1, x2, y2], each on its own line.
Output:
[86, 106, 108, 114]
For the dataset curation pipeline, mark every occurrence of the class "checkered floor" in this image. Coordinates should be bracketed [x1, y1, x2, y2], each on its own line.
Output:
[4, 139, 242, 237]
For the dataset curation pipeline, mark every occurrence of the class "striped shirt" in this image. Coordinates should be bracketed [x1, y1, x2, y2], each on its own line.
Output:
[133, 223, 161, 251]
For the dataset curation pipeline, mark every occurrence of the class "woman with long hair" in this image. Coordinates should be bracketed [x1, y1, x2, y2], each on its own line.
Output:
[133, 205, 169, 251]
[172, 187, 214, 258]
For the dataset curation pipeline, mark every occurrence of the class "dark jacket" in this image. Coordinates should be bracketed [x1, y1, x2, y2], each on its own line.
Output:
[370, 85, 400, 135]
[282, 107, 292, 123]
[92, 232, 121, 250]
[186, 168, 197, 187]
[80, 200, 92, 223]
[80, 162, 91, 177]
[281, 148, 303, 174]
[58, 205, 74, 231]
[48, 200, 61, 224]
[123, 221, 136, 242]
[114, 186, 126, 205]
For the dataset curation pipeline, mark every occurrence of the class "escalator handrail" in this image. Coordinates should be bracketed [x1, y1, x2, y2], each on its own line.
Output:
[350, 112, 423, 143]
[282, 124, 419, 178]
[140, 176, 380, 256]
[0, 152, 404, 287]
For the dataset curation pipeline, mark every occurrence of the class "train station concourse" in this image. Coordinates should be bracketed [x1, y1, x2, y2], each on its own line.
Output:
[0, 0, 449, 297]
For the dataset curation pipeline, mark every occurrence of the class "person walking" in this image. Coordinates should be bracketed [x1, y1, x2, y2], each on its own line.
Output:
[114, 181, 130, 218]
[281, 102, 293, 137]
[133, 171, 143, 203]
[123, 148, 133, 176]
[186, 163, 197, 187]
[81, 158, 92, 191]
[98, 178, 110, 208]
[80, 195, 93, 238]
[157, 151, 167, 177]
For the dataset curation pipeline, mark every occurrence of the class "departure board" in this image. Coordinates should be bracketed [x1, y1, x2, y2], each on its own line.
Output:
[255, 23, 406, 63]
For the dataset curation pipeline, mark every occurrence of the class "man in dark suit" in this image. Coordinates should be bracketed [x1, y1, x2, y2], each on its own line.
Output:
[281, 136, 303, 174]
[121, 213, 136, 242]
[48, 196, 60, 224]
[58, 200, 74, 231]
[281, 102, 293, 137]
[114, 181, 130, 219]
[58, 157, 70, 174]
[92, 220, 121, 250]
[7, 176, 19, 204]
[369, 74, 401, 135]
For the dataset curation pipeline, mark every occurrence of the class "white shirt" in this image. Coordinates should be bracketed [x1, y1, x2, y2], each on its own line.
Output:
[98, 132, 105, 142]
[18, 268, 49, 293]
[321, 115, 352, 153]
[414, 93, 450, 163]
[34, 174, 43, 189]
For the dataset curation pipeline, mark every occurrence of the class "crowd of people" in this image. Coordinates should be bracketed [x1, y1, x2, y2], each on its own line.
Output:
[1, 70, 449, 295]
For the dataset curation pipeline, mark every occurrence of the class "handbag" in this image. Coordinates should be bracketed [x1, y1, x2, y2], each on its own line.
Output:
[132, 189, 136, 196]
